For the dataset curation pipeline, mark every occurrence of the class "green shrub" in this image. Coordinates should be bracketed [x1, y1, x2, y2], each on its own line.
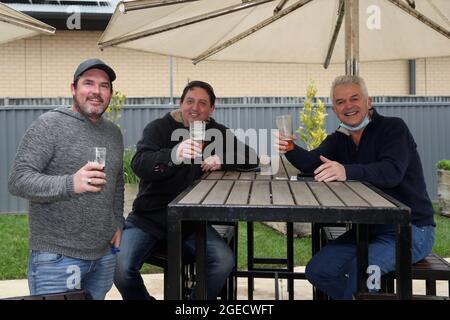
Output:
[123, 147, 140, 184]
[436, 159, 450, 171]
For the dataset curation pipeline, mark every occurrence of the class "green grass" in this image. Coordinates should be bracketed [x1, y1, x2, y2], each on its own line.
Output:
[236, 222, 312, 269]
[433, 208, 450, 257]
[0, 215, 28, 280]
[0, 211, 449, 279]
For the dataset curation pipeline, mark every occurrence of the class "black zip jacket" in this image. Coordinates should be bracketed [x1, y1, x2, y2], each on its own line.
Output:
[128, 111, 258, 238]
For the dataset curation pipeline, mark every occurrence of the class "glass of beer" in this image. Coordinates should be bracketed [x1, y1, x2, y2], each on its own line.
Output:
[189, 121, 206, 158]
[87, 147, 106, 187]
[90, 147, 106, 169]
[276, 115, 294, 152]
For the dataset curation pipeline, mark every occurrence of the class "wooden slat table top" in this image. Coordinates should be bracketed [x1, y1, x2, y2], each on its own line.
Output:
[289, 181, 320, 206]
[328, 182, 370, 207]
[204, 171, 225, 180]
[271, 181, 295, 205]
[202, 180, 234, 205]
[249, 181, 271, 205]
[222, 171, 241, 180]
[346, 181, 396, 207]
[179, 154, 402, 210]
[239, 172, 257, 180]
[202, 155, 300, 181]
[226, 181, 251, 205]
[308, 182, 345, 206]
[178, 178, 399, 208]
[178, 180, 216, 204]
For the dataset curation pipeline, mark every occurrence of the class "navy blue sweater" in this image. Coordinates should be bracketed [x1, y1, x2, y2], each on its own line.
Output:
[285, 108, 434, 227]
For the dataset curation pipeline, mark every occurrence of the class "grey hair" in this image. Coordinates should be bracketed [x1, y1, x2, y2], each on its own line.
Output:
[330, 75, 369, 102]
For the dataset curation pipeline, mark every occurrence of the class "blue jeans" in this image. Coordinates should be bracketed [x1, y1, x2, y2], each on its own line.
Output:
[305, 224, 435, 300]
[28, 250, 116, 300]
[114, 220, 234, 300]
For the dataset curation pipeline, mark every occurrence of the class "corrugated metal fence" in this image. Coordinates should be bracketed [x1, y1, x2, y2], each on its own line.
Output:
[1, 96, 450, 213]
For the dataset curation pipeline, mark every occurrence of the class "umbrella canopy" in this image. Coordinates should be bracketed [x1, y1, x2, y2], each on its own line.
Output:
[99, 0, 450, 69]
[0, 2, 55, 45]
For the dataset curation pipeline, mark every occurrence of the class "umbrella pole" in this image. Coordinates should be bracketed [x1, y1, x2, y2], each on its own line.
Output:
[169, 56, 174, 105]
[344, 0, 359, 75]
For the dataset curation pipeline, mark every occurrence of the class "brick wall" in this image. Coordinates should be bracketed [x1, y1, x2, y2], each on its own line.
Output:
[416, 57, 450, 96]
[0, 31, 448, 98]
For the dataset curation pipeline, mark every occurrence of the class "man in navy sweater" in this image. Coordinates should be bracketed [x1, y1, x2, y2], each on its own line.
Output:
[275, 75, 435, 299]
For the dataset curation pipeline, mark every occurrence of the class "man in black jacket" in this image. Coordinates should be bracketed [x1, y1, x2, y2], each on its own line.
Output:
[114, 80, 258, 300]
[275, 75, 435, 299]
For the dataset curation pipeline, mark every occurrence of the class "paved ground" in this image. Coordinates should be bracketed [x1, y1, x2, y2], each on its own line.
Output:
[0, 265, 448, 300]
[101, 267, 315, 300]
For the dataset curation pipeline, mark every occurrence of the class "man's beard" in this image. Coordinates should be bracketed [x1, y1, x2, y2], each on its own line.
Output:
[72, 96, 107, 121]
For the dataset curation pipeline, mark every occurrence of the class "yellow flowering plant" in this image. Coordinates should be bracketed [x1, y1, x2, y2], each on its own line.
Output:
[105, 90, 126, 128]
[297, 80, 327, 150]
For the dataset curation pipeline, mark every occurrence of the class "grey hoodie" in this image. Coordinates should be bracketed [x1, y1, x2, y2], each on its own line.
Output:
[8, 107, 124, 260]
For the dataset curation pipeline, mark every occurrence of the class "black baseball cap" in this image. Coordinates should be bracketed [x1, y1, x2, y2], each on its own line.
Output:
[73, 58, 116, 83]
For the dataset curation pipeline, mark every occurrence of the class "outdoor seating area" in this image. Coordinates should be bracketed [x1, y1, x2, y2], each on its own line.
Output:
[0, 0, 449, 307]
[167, 156, 413, 299]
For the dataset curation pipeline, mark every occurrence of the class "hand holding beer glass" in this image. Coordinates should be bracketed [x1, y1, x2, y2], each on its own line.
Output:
[189, 121, 206, 158]
[276, 115, 295, 152]
[91, 147, 106, 169]
[87, 147, 107, 186]
[73, 147, 107, 194]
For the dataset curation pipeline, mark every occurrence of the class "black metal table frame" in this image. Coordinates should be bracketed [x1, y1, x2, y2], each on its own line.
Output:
[167, 181, 412, 300]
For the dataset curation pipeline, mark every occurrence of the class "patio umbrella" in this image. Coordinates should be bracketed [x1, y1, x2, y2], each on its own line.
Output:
[98, 0, 450, 74]
[0, 2, 55, 45]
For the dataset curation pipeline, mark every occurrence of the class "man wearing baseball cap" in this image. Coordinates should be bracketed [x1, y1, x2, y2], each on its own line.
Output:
[71, 58, 116, 122]
[9, 58, 124, 299]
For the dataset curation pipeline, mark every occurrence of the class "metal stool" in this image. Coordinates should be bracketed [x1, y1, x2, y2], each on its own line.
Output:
[144, 223, 238, 300]
[246, 221, 295, 300]
[382, 252, 450, 297]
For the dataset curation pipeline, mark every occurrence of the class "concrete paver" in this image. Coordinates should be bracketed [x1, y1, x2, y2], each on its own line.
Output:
[0, 265, 448, 300]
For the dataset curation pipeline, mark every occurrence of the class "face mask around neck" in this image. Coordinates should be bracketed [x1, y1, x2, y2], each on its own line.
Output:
[339, 114, 370, 132]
